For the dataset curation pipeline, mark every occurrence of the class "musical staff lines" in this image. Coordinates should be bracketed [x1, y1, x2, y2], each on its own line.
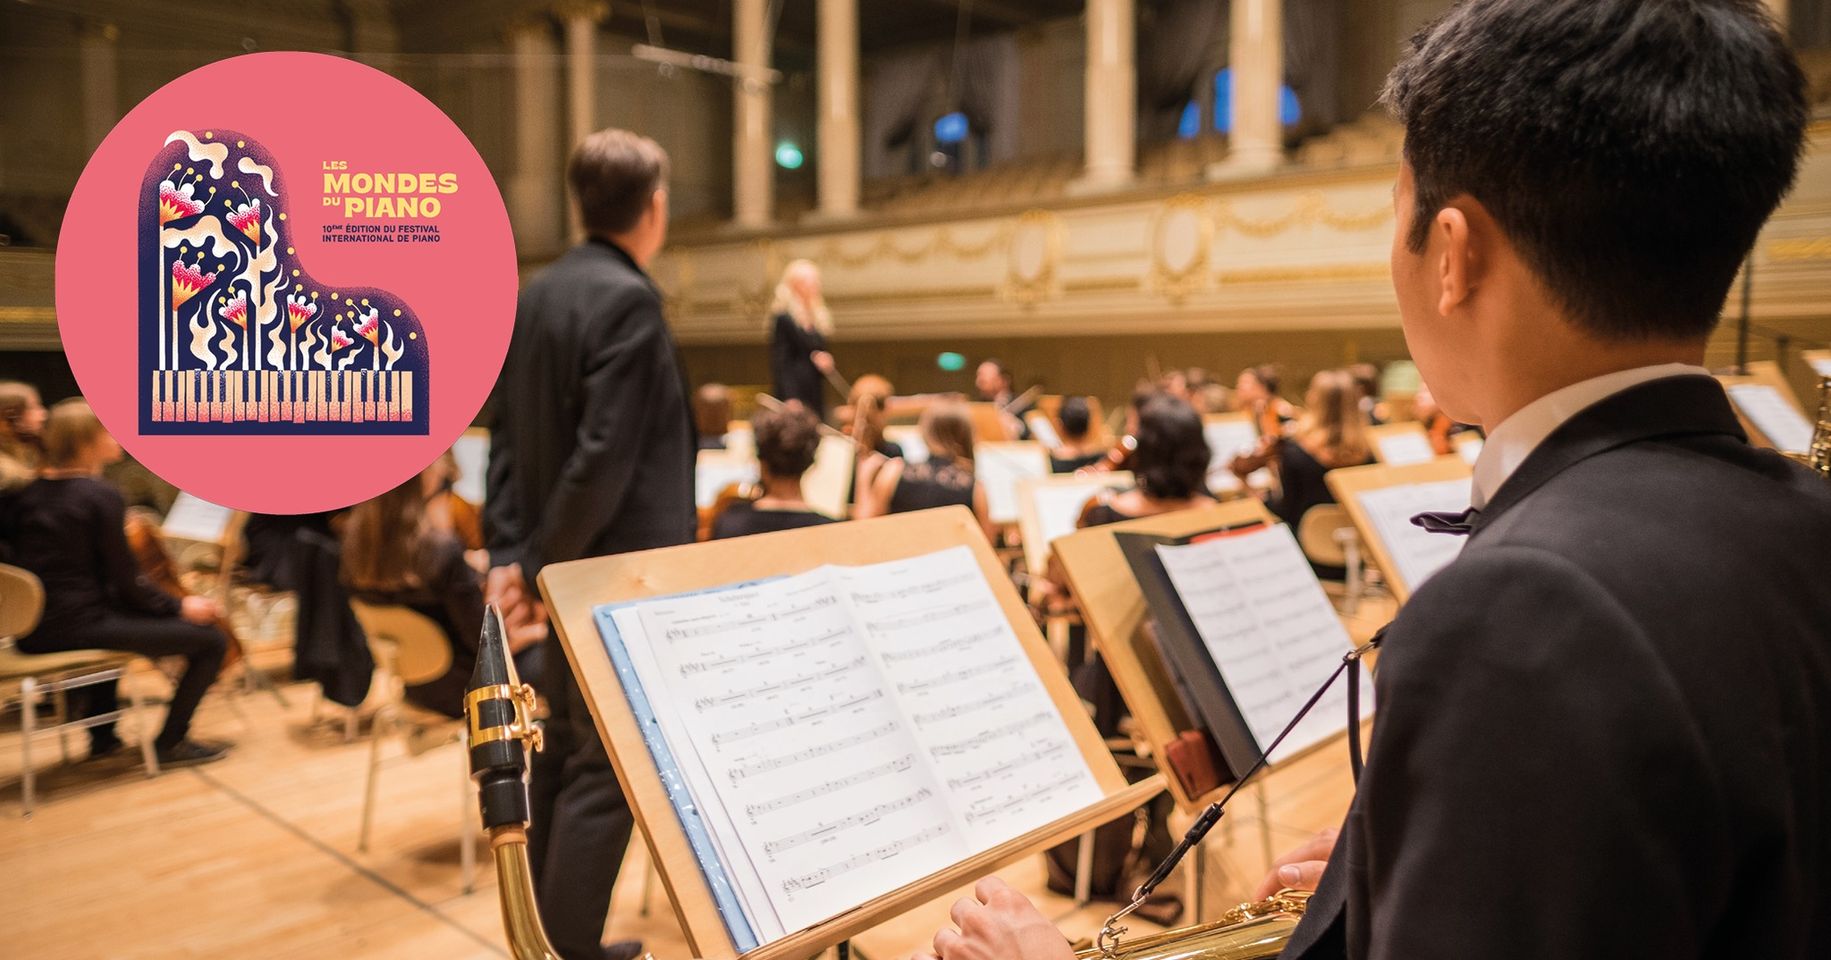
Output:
[864, 600, 996, 634]
[762, 788, 935, 858]
[895, 655, 1020, 694]
[847, 572, 976, 604]
[710, 690, 886, 745]
[678, 628, 850, 675]
[878, 626, 1005, 662]
[911, 682, 1029, 724]
[663, 594, 839, 639]
[745, 754, 917, 821]
[946, 741, 1068, 790]
[782, 824, 953, 893]
[928, 711, 1052, 758]
[729, 722, 899, 782]
[693, 655, 869, 710]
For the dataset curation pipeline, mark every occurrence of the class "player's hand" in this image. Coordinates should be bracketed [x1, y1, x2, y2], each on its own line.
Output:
[180, 595, 220, 625]
[812, 350, 837, 374]
[1253, 826, 1338, 899]
[915, 876, 1074, 960]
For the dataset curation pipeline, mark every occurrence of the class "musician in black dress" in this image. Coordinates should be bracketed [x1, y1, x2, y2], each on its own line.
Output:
[858, 401, 993, 538]
[710, 403, 836, 539]
[1048, 396, 1108, 473]
[768, 259, 836, 419]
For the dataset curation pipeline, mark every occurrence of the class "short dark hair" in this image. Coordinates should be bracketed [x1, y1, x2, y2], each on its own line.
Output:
[753, 403, 821, 480]
[568, 129, 669, 236]
[1058, 396, 1092, 439]
[1132, 393, 1209, 501]
[1385, 0, 1806, 340]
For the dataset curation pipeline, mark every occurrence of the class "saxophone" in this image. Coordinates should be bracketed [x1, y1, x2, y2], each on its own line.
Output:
[1072, 889, 1311, 960]
[1790, 376, 1831, 479]
[465, 606, 563, 960]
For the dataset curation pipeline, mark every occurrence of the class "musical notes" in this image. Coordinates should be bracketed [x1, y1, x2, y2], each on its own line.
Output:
[1727, 383, 1814, 454]
[598, 545, 1102, 939]
[1154, 525, 1368, 762]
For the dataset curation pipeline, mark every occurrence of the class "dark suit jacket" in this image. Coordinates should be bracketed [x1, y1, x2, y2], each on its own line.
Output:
[1284, 375, 1831, 959]
[769, 311, 828, 418]
[484, 238, 696, 579]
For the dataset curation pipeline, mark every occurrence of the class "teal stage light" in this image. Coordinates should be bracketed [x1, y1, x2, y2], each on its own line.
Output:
[937, 352, 966, 372]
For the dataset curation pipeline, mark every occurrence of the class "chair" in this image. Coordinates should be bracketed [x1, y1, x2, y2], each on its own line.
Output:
[1296, 504, 1368, 615]
[349, 600, 476, 893]
[0, 563, 161, 817]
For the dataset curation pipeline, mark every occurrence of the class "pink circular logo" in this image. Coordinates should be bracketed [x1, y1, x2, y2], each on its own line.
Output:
[57, 52, 517, 514]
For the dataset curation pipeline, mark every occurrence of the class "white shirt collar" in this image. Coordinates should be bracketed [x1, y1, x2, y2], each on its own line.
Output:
[1470, 363, 1712, 509]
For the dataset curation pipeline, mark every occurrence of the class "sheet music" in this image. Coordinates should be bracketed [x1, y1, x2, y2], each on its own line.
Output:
[1202, 419, 1272, 493]
[1027, 480, 1110, 559]
[696, 455, 761, 509]
[885, 426, 929, 464]
[1355, 477, 1472, 592]
[975, 444, 1049, 524]
[161, 492, 233, 543]
[801, 434, 856, 518]
[1025, 412, 1063, 451]
[1727, 383, 1814, 454]
[1153, 526, 1367, 761]
[603, 546, 1100, 939]
[450, 431, 488, 505]
[1374, 428, 1436, 465]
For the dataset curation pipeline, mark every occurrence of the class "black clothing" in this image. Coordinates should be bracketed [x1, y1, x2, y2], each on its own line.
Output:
[888, 455, 975, 514]
[485, 237, 696, 960]
[1284, 376, 1831, 960]
[290, 528, 373, 708]
[697, 435, 727, 451]
[1051, 450, 1107, 474]
[2, 477, 225, 749]
[709, 501, 836, 540]
[348, 534, 483, 718]
[769, 312, 828, 418]
[1270, 443, 1373, 580]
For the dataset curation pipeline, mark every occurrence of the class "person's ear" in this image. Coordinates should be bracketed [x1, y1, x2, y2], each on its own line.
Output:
[651, 187, 670, 225]
[1434, 204, 1475, 317]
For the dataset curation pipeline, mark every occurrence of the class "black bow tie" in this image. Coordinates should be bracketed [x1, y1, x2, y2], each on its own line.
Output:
[1411, 507, 1480, 536]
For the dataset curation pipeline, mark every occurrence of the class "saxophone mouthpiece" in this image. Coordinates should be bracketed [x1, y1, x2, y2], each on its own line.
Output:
[467, 604, 537, 831]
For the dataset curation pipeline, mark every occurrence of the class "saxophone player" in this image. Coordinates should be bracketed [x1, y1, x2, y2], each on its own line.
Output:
[926, 1, 1831, 958]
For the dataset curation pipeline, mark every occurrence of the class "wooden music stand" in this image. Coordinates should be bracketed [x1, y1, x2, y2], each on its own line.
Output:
[1052, 501, 1275, 813]
[967, 402, 1015, 443]
[975, 440, 1051, 526]
[1325, 455, 1472, 604]
[450, 426, 490, 506]
[538, 507, 1163, 960]
[1015, 472, 1134, 580]
[882, 424, 928, 463]
[1367, 421, 1436, 465]
[802, 434, 856, 519]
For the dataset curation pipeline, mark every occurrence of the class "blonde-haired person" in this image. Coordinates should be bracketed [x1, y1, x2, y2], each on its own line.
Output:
[0, 380, 47, 493]
[768, 259, 837, 418]
[857, 401, 994, 540]
[0, 400, 229, 766]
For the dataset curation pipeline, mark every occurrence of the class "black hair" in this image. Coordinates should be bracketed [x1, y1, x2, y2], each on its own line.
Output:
[1132, 394, 1210, 502]
[1385, 0, 1806, 340]
[1059, 396, 1092, 439]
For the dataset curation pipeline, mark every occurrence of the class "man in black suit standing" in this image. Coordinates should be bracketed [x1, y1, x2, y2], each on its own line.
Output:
[484, 128, 695, 960]
[922, 2, 1830, 958]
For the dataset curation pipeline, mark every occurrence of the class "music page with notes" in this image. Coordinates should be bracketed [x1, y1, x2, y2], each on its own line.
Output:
[1356, 477, 1473, 592]
[1152, 525, 1366, 762]
[602, 545, 1102, 939]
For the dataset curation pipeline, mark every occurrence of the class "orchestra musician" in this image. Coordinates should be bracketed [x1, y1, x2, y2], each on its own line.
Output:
[768, 259, 838, 419]
[709, 402, 836, 539]
[483, 128, 692, 960]
[925, 1, 1831, 957]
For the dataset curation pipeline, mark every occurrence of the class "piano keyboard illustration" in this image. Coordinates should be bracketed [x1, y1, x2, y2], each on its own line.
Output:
[148, 370, 415, 424]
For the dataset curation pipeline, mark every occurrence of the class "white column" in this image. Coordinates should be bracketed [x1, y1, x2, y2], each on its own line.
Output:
[560, 2, 607, 241]
[77, 20, 119, 152]
[1212, 0, 1283, 177]
[507, 19, 565, 256]
[1072, 0, 1135, 193]
[815, 0, 861, 219]
[732, 0, 774, 229]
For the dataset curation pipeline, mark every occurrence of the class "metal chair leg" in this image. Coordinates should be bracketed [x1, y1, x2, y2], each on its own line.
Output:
[129, 681, 160, 778]
[1073, 830, 1096, 905]
[20, 676, 37, 818]
[54, 684, 70, 763]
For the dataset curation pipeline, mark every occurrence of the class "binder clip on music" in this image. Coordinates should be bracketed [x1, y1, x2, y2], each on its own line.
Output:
[1080, 628, 1385, 960]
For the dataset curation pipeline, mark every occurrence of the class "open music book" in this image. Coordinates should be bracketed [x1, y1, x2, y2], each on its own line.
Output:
[594, 545, 1104, 949]
[1726, 383, 1814, 454]
[1117, 522, 1370, 781]
[1355, 477, 1471, 592]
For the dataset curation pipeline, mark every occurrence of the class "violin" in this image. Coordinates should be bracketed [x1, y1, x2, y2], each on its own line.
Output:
[124, 508, 245, 677]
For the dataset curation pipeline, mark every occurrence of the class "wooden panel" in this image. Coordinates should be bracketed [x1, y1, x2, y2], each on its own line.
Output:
[537, 506, 1156, 960]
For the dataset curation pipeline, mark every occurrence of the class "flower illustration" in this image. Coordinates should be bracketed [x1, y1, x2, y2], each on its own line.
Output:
[221, 292, 249, 329]
[330, 328, 354, 353]
[158, 179, 206, 225]
[171, 258, 217, 312]
[286, 292, 317, 332]
[227, 198, 263, 245]
[354, 306, 381, 345]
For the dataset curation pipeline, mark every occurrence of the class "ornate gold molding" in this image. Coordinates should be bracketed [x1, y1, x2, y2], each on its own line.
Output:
[1214, 191, 1392, 238]
[1149, 193, 1213, 304]
[1217, 263, 1391, 284]
[999, 209, 1063, 308]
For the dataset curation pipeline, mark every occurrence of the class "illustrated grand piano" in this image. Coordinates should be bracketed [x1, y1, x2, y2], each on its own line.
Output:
[139, 128, 430, 434]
